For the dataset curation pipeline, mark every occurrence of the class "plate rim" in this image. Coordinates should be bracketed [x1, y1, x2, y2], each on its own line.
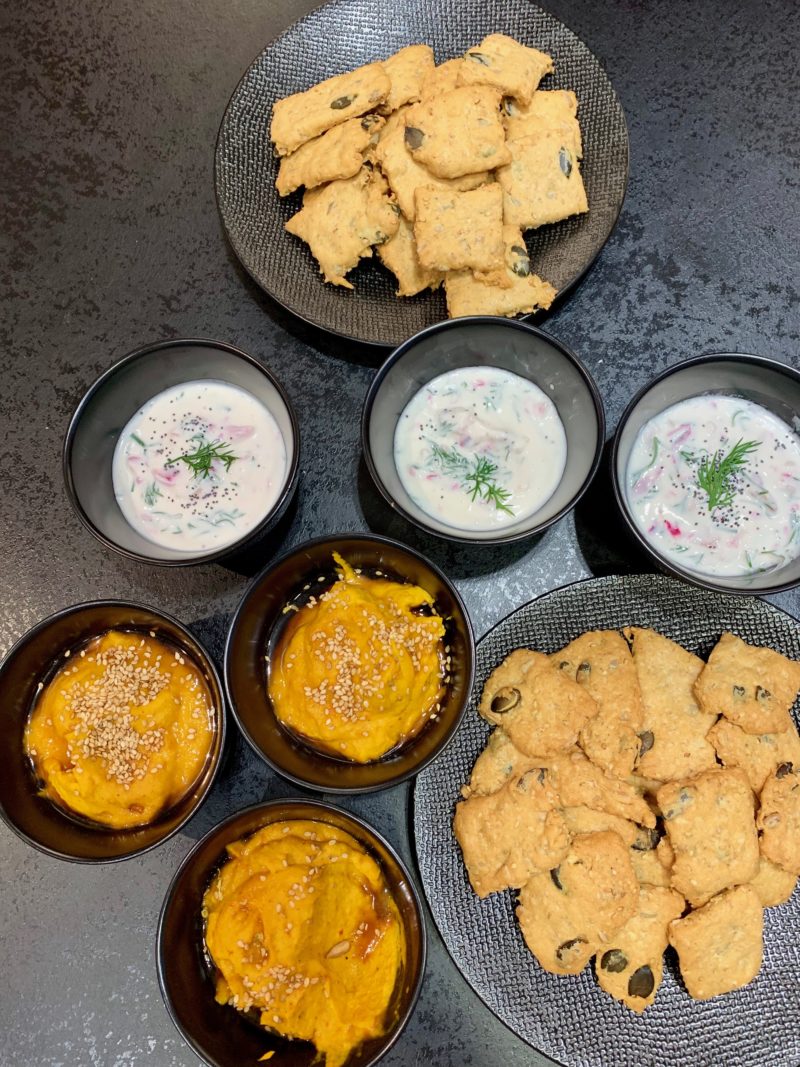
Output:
[213, 0, 631, 348]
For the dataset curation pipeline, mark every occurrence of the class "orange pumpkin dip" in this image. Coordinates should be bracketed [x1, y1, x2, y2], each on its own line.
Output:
[268, 553, 446, 762]
[202, 819, 404, 1067]
[24, 629, 215, 829]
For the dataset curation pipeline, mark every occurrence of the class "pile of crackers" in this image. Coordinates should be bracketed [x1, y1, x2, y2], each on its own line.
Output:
[454, 628, 800, 1010]
[270, 34, 588, 318]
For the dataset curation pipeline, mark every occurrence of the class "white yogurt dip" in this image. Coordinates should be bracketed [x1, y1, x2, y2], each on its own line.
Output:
[393, 366, 567, 532]
[625, 394, 800, 577]
[112, 380, 287, 551]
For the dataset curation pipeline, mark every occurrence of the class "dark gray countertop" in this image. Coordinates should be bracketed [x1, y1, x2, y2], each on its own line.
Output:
[2, 0, 798, 1064]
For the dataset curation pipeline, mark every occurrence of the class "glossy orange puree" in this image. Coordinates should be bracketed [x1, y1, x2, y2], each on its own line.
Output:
[202, 820, 404, 1067]
[24, 630, 214, 829]
[268, 553, 445, 762]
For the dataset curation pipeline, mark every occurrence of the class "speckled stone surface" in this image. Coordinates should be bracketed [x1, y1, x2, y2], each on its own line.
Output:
[1, 1, 798, 1065]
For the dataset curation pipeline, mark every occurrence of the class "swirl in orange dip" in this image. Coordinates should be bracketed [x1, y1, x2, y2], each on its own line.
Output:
[24, 630, 215, 829]
[268, 553, 446, 762]
[202, 819, 404, 1067]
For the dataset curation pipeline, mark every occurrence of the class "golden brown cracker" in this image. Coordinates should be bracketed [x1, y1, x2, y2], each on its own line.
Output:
[503, 89, 582, 156]
[414, 183, 505, 274]
[707, 715, 800, 793]
[497, 129, 588, 229]
[404, 85, 510, 178]
[380, 44, 435, 112]
[458, 34, 554, 106]
[757, 761, 800, 874]
[275, 114, 384, 196]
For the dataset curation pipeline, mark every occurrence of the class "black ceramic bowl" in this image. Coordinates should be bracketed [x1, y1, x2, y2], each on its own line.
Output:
[225, 533, 474, 792]
[63, 338, 300, 566]
[157, 799, 427, 1067]
[0, 601, 226, 862]
[612, 352, 800, 594]
[362, 317, 605, 544]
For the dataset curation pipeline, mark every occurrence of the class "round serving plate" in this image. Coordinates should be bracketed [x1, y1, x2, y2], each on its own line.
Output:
[215, 0, 629, 347]
[413, 573, 800, 1067]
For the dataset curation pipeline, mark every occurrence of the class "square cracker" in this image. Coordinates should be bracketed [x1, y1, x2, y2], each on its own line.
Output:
[694, 631, 800, 735]
[380, 44, 435, 112]
[444, 224, 556, 318]
[458, 33, 554, 106]
[657, 767, 759, 906]
[414, 183, 504, 273]
[668, 885, 763, 1000]
[377, 215, 443, 297]
[284, 166, 399, 288]
[707, 716, 800, 793]
[503, 89, 582, 157]
[757, 762, 800, 875]
[748, 854, 797, 907]
[547, 749, 656, 828]
[270, 61, 391, 156]
[497, 129, 588, 228]
[419, 58, 465, 101]
[404, 85, 511, 179]
[623, 627, 718, 782]
[275, 114, 384, 196]
[373, 122, 489, 221]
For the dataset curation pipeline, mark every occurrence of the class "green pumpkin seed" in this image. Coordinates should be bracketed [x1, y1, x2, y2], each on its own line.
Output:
[330, 94, 355, 110]
[550, 867, 564, 891]
[468, 51, 491, 66]
[756, 685, 772, 702]
[627, 965, 655, 998]
[556, 937, 587, 962]
[600, 949, 628, 973]
[776, 762, 794, 778]
[404, 126, 425, 150]
[559, 147, 572, 178]
[638, 730, 655, 757]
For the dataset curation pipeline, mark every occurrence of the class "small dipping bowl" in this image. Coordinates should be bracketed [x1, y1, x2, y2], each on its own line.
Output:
[0, 601, 226, 862]
[612, 352, 800, 594]
[362, 317, 605, 544]
[63, 338, 300, 565]
[157, 799, 426, 1067]
[225, 533, 474, 792]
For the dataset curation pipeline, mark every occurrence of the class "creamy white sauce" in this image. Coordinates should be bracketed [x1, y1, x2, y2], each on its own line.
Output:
[625, 394, 800, 577]
[393, 366, 567, 531]
[112, 380, 287, 551]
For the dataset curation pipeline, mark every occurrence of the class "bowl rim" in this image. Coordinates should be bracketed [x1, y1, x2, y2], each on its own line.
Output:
[155, 796, 428, 1067]
[610, 350, 800, 595]
[0, 598, 228, 863]
[62, 336, 301, 567]
[224, 531, 476, 793]
[360, 316, 606, 545]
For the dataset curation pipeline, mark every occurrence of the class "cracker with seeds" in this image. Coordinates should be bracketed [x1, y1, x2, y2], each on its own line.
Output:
[668, 885, 763, 1000]
[380, 44, 435, 112]
[453, 768, 569, 898]
[377, 215, 443, 296]
[707, 715, 800, 793]
[270, 62, 391, 156]
[624, 627, 718, 783]
[695, 631, 800, 735]
[548, 749, 656, 828]
[460, 727, 540, 799]
[444, 224, 557, 318]
[373, 122, 489, 220]
[503, 89, 582, 156]
[757, 761, 800, 874]
[404, 85, 511, 178]
[276, 114, 385, 196]
[595, 884, 685, 1012]
[517, 831, 639, 975]
[414, 183, 505, 274]
[748, 853, 797, 907]
[658, 767, 759, 906]
[285, 166, 399, 287]
[419, 58, 465, 100]
[497, 129, 588, 229]
[458, 33, 554, 106]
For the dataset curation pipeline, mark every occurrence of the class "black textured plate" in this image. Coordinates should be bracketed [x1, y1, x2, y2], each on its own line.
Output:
[413, 574, 800, 1067]
[215, 0, 628, 346]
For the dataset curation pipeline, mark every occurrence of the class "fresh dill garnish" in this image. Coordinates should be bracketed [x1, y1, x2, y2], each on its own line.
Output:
[695, 439, 759, 511]
[143, 482, 162, 507]
[130, 432, 147, 448]
[428, 441, 514, 515]
[166, 436, 238, 479]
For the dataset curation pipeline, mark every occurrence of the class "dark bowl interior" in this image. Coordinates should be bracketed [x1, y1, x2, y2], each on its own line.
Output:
[64, 338, 299, 565]
[612, 353, 800, 594]
[157, 799, 427, 1067]
[362, 317, 605, 544]
[225, 533, 475, 791]
[0, 602, 226, 862]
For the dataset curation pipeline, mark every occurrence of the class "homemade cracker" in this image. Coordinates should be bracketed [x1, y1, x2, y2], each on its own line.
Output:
[377, 214, 443, 296]
[414, 183, 505, 274]
[404, 85, 511, 179]
[270, 62, 391, 156]
[497, 129, 588, 228]
[380, 44, 435, 112]
[503, 89, 582, 156]
[547, 749, 656, 828]
[458, 33, 554, 106]
[276, 114, 384, 196]
[668, 885, 763, 1000]
[757, 761, 800, 874]
[707, 715, 800, 793]
[419, 58, 465, 101]
[285, 166, 399, 287]
[460, 727, 540, 799]
[695, 631, 800, 736]
[749, 853, 797, 907]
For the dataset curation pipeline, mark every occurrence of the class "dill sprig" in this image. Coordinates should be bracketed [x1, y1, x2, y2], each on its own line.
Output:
[143, 482, 162, 507]
[429, 442, 514, 515]
[695, 438, 759, 511]
[166, 436, 238, 479]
